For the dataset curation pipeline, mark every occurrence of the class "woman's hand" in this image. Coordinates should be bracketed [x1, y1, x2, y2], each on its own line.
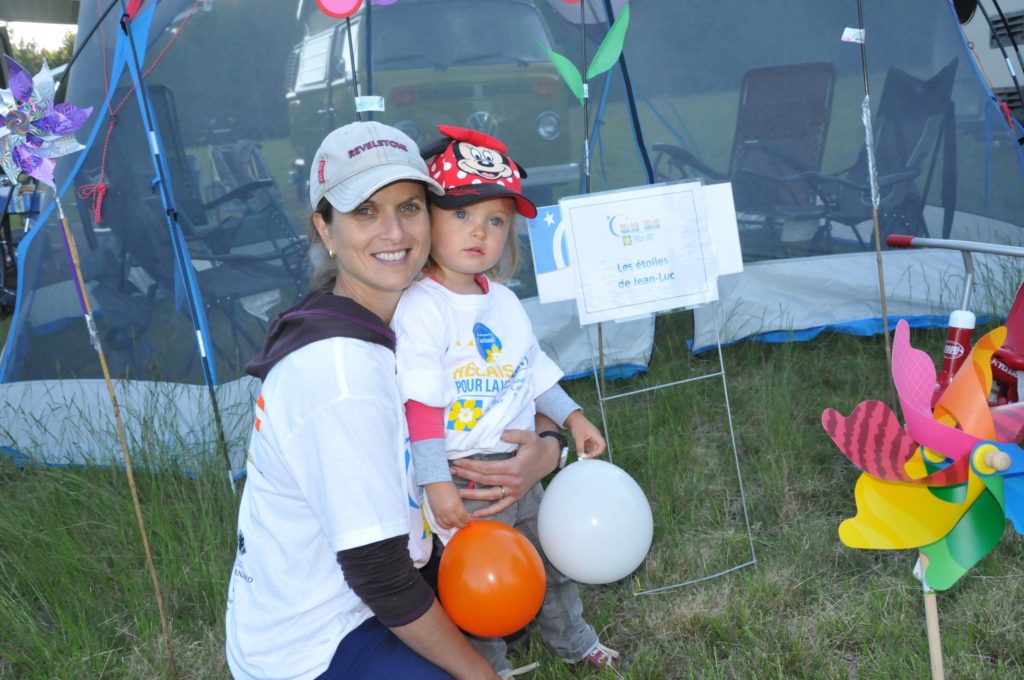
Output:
[451, 428, 560, 517]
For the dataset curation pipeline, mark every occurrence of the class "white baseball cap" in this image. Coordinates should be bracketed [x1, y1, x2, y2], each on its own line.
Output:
[309, 121, 444, 212]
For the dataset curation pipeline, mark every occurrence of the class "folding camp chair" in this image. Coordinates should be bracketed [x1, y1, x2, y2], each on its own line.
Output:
[78, 85, 306, 377]
[652, 61, 836, 259]
[798, 60, 958, 248]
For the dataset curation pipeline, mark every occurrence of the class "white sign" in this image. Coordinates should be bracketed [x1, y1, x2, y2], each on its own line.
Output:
[560, 181, 719, 325]
[704, 183, 743, 276]
[528, 183, 741, 305]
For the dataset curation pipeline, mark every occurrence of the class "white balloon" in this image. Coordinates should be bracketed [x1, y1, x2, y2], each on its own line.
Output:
[537, 459, 653, 584]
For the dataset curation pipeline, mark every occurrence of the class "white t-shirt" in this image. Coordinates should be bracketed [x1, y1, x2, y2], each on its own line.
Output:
[393, 277, 564, 458]
[225, 338, 431, 680]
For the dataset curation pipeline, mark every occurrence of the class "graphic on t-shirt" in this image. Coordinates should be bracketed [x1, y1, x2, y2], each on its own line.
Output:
[473, 322, 503, 363]
[254, 393, 265, 432]
[447, 398, 484, 431]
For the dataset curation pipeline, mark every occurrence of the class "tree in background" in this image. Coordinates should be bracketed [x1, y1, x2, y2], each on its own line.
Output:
[9, 29, 75, 73]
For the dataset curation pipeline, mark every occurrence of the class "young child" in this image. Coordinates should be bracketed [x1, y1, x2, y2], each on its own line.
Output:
[392, 125, 619, 678]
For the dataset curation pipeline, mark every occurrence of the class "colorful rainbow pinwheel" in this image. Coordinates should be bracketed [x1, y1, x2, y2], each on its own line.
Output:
[823, 319, 1024, 591]
[1, 56, 92, 188]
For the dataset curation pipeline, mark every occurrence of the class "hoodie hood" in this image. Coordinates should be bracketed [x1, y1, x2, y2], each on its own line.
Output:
[245, 291, 396, 381]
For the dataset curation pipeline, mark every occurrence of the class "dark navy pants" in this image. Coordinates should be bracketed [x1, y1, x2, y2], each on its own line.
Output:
[317, 616, 453, 679]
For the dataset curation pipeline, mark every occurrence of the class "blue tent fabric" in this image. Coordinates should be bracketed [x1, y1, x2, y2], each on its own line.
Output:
[3, 0, 1024, 466]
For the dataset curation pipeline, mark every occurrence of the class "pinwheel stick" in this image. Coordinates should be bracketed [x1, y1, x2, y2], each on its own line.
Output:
[2, 54, 174, 673]
[919, 553, 945, 680]
[54, 196, 177, 676]
[853, 0, 892, 367]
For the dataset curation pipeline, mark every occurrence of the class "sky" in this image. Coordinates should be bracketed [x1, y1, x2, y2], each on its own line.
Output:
[4, 22, 77, 51]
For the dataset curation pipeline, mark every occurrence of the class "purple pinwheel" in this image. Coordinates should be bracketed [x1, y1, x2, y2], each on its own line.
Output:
[0, 56, 92, 188]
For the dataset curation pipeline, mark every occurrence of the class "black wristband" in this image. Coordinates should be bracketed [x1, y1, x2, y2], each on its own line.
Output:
[539, 430, 569, 469]
[538, 430, 568, 449]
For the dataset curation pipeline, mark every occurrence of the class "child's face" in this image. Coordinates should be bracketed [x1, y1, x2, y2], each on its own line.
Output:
[428, 197, 516, 292]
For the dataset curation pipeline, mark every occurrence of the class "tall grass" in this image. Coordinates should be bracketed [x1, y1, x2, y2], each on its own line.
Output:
[3, 314, 1024, 679]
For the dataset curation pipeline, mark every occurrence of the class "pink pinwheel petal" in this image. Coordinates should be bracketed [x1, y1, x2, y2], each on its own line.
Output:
[892, 320, 979, 459]
[4, 56, 33, 103]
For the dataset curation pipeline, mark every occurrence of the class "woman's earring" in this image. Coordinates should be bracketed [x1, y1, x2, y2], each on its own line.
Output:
[328, 248, 335, 258]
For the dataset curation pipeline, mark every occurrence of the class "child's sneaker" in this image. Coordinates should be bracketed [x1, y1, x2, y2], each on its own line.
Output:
[576, 641, 620, 672]
[498, 661, 540, 679]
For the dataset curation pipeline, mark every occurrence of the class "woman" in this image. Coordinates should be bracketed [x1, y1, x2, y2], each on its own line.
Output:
[224, 121, 561, 680]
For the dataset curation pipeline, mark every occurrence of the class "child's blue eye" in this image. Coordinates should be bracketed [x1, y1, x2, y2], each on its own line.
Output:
[489, 216, 505, 227]
[455, 209, 467, 219]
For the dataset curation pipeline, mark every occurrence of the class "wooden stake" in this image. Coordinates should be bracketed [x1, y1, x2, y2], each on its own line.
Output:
[56, 197, 177, 676]
[918, 553, 945, 680]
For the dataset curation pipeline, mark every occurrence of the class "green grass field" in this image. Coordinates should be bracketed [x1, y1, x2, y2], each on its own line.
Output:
[2, 314, 1024, 679]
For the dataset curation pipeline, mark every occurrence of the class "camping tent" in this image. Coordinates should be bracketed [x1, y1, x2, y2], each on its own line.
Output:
[2, 0, 1024, 468]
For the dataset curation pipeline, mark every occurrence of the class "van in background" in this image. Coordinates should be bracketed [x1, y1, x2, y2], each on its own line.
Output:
[287, 0, 579, 207]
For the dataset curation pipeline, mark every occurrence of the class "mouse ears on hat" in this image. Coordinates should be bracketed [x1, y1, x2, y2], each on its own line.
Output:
[420, 125, 529, 179]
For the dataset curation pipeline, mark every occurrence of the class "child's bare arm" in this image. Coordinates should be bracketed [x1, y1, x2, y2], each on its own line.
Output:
[565, 410, 606, 458]
[426, 481, 472, 529]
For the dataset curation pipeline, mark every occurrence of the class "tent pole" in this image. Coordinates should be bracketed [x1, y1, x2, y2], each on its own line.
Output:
[346, 16, 361, 122]
[579, 0, 607, 387]
[855, 0, 892, 367]
[981, 0, 1024, 114]
[118, 6, 237, 494]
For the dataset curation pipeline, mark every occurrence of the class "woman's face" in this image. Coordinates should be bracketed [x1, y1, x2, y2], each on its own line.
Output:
[314, 181, 430, 321]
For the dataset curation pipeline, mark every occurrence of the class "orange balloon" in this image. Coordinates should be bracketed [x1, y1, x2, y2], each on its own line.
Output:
[437, 520, 546, 638]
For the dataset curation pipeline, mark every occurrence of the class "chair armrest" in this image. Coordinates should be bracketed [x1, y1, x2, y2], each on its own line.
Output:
[190, 239, 305, 266]
[875, 169, 920, 187]
[741, 140, 814, 176]
[651, 144, 728, 181]
[799, 170, 862, 192]
[204, 179, 276, 210]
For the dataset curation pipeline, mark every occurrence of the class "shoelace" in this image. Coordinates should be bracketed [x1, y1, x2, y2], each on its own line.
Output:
[580, 641, 624, 677]
[498, 661, 540, 679]
[584, 641, 620, 666]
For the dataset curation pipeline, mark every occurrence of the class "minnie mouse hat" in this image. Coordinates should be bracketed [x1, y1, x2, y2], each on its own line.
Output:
[421, 125, 537, 218]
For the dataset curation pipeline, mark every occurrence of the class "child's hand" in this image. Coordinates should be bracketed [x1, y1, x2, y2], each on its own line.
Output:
[565, 411, 606, 459]
[426, 481, 472, 529]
